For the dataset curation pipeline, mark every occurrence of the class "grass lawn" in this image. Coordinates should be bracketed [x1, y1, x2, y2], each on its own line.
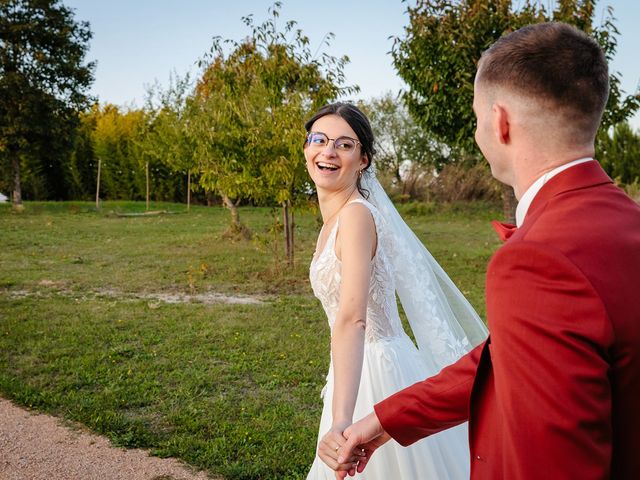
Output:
[0, 200, 501, 479]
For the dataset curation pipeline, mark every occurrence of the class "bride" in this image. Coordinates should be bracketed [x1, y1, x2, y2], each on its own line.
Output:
[304, 102, 488, 479]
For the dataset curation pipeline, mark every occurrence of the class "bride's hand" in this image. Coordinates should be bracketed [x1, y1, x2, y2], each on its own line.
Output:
[318, 424, 363, 474]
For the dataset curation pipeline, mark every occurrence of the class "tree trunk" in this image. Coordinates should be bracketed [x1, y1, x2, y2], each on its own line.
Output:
[222, 194, 241, 228]
[145, 161, 150, 211]
[11, 152, 24, 212]
[281, 200, 295, 265]
[187, 170, 191, 212]
[501, 184, 517, 224]
[95, 158, 101, 209]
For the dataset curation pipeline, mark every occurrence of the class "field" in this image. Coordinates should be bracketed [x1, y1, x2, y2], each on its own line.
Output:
[0, 200, 501, 479]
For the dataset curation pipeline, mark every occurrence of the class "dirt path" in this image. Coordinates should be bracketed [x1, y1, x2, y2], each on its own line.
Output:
[0, 397, 217, 480]
[4, 283, 265, 306]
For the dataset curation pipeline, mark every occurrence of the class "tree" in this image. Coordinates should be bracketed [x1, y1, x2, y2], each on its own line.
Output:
[360, 92, 448, 199]
[0, 0, 94, 210]
[90, 104, 146, 201]
[193, 2, 357, 262]
[599, 122, 640, 185]
[66, 107, 98, 200]
[392, 0, 640, 220]
[141, 74, 199, 211]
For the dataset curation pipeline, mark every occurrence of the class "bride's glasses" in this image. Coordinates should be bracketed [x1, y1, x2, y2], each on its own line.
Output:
[305, 132, 361, 154]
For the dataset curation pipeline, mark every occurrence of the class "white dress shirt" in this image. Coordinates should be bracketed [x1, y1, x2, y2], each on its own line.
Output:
[515, 157, 594, 227]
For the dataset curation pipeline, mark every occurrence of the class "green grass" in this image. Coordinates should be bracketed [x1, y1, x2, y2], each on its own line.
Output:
[0, 200, 501, 479]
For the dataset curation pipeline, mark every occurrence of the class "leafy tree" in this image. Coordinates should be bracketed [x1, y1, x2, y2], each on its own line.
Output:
[0, 0, 94, 210]
[599, 122, 640, 185]
[73, 102, 187, 205]
[193, 2, 357, 261]
[90, 104, 145, 200]
[190, 62, 266, 235]
[360, 92, 448, 199]
[392, 0, 640, 219]
[142, 75, 199, 210]
[66, 107, 98, 200]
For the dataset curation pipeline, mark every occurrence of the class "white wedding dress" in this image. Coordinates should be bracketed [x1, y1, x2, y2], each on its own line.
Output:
[307, 198, 471, 479]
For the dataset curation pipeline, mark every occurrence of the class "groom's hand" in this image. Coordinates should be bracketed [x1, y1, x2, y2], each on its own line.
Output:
[338, 412, 391, 476]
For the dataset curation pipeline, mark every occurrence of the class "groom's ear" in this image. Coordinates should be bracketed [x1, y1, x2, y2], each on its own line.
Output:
[492, 103, 510, 145]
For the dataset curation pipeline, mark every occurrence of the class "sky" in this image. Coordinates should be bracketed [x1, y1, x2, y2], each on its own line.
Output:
[65, 0, 640, 129]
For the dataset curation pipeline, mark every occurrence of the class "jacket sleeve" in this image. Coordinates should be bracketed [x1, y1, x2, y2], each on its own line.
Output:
[486, 241, 613, 479]
[374, 341, 483, 446]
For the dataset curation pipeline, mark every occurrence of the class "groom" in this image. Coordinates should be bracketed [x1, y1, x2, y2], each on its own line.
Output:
[321, 22, 640, 479]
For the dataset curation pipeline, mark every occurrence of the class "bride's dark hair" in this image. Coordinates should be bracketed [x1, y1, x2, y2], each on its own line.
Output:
[305, 102, 376, 198]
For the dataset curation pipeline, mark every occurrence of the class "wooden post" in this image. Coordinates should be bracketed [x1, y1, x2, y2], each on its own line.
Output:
[95, 158, 101, 210]
[145, 161, 150, 211]
[283, 200, 294, 265]
[290, 207, 295, 265]
[187, 169, 191, 212]
[283, 201, 289, 262]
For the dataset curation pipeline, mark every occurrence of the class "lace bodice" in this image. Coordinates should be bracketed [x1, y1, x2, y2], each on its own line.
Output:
[309, 199, 407, 343]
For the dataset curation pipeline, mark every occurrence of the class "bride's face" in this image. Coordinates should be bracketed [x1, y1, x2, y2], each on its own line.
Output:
[304, 114, 368, 194]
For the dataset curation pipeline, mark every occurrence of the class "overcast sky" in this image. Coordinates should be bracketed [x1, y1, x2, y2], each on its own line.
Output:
[66, 0, 640, 129]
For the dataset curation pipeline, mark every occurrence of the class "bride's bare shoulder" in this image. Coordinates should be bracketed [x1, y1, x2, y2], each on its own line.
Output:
[335, 200, 377, 260]
[339, 200, 375, 229]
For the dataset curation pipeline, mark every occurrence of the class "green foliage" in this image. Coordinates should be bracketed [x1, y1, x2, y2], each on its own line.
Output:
[66, 108, 98, 199]
[0, 200, 500, 478]
[361, 91, 449, 173]
[361, 92, 505, 203]
[393, 0, 640, 153]
[193, 1, 358, 208]
[141, 74, 198, 188]
[393, 0, 509, 152]
[71, 103, 187, 202]
[598, 122, 640, 184]
[91, 104, 146, 199]
[0, 0, 95, 204]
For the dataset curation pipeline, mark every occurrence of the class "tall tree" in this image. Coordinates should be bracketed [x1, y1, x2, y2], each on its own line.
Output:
[90, 104, 143, 200]
[0, 0, 95, 210]
[392, 0, 640, 220]
[142, 75, 199, 211]
[194, 2, 357, 261]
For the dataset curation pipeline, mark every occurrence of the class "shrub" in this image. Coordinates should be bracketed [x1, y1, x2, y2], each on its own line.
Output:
[429, 163, 501, 204]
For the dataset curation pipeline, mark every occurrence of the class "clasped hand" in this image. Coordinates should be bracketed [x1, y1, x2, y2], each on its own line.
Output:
[318, 413, 391, 479]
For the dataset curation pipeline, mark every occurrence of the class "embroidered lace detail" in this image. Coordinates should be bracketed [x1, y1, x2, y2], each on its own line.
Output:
[309, 199, 406, 343]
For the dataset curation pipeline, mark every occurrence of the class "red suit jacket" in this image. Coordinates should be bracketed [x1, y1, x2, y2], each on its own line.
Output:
[375, 161, 640, 479]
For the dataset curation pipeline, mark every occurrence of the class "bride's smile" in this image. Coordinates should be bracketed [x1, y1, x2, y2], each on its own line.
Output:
[304, 114, 368, 195]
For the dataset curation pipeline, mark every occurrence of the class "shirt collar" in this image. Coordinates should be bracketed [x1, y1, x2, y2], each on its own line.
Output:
[515, 157, 593, 227]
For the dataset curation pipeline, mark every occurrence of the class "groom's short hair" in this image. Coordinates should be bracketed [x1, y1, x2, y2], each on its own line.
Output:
[477, 22, 609, 140]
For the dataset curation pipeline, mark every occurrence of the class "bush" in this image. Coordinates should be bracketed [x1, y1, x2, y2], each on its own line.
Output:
[376, 161, 502, 205]
[428, 163, 501, 204]
[376, 167, 435, 203]
[620, 178, 640, 204]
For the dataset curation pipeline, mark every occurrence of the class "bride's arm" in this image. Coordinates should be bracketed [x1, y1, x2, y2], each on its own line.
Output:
[318, 202, 376, 471]
[332, 203, 376, 428]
